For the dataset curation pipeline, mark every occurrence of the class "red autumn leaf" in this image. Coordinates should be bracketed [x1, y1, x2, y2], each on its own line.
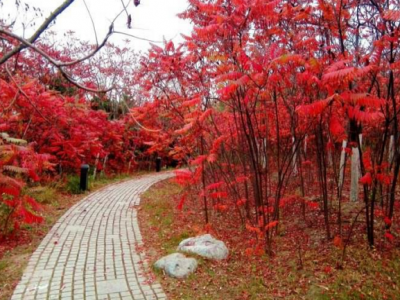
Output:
[329, 116, 345, 139]
[25, 196, 41, 212]
[384, 231, 394, 242]
[190, 155, 207, 166]
[28, 169, 40, 182]
[206, 181, 224, 190]
[376, 173, 392, 186]
[18, 207, 43, 224]
[177, 194, 186, 210]
[383, 10, 400, 21]
[209, 191, 228, 198]
[333, 236, 344, 249]
[13, 220, 20, 230]
[236, 198, 247, 206]
[0, 186, 21, 197]
[246, 224, 261, 234]
[360, 172, 372, 185]
[174, 170, 192, 184]
[265, 221, 279, 231]
[182, 97, 201, 107]
[207, 153, 218, 163]
[235, 176, 249, 183]
[384, 217, 392, 227]
[213, 204, 228, 211]
[245, 248, 253, 257]
[345, 147, 352, 154]
[307, 201, 319, 209]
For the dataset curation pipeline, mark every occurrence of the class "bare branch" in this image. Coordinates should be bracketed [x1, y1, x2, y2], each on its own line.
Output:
[0, 28, 113, 93]
[120, 0, 130, 18]
[60, 70, 113, 93]
[113, 30, 163, 43]
[82, 0, 98, 45]
[112, 0, 132, 23]
[0, 28, 61, 67]
[58, 24, 114, 67]
[0, 0, 76, 65]
[0, 24, 114, 68]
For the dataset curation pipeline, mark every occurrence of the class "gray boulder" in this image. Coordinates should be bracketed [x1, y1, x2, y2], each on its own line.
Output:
[154, 253, 197, 279]
[177, 234, 228, 260]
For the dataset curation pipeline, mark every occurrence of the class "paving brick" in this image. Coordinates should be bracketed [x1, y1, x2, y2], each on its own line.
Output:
[11, 173, 173, 299]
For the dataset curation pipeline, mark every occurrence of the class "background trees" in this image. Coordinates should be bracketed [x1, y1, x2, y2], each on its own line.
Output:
[0, 0, 146, 234]
[133, 0, 400, 254]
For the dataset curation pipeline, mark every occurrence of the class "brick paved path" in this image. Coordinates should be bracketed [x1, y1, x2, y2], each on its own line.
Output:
[12, 172, 174, 300]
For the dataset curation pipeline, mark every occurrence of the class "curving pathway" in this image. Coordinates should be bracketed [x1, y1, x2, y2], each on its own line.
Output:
[12, 172, 174, 300]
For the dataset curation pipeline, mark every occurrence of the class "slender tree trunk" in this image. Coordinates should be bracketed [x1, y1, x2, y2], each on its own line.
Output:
[350, 147, 360, 202]
[93, 153, 100, 179]
[389, 135, 394, 165]
[292, 136, 298, 175]
[339, 140, 347, 189]
[201, 137, 209, 224]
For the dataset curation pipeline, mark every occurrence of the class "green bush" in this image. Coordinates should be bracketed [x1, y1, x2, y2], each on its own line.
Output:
[65, 175, 84, 194]
[25, 186, 57, 205]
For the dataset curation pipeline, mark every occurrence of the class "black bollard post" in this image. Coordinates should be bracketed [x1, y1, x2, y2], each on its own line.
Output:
[155, 157, 162, 172]
[80, 164, 90, 191]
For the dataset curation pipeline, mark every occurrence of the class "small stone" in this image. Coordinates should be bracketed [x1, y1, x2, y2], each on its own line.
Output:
[177, 234, 228, 260]
[154, 253, 197, 279]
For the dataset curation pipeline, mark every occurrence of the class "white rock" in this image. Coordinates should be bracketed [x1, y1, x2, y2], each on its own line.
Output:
[177, 234, 229, 260]
[154, 253, 197, 279]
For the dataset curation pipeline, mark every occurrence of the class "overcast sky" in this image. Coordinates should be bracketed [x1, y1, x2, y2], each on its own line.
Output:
[1, 0, 193, 53]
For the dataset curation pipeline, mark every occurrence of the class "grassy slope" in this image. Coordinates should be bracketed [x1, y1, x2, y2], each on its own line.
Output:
[139, 179, 400, 300]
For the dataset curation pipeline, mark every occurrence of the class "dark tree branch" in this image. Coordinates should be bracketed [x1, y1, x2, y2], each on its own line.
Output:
[113, 30, 163, 43]
[83, 0, 99, 45]
[0, 28, 113, 93]
[58, 24, 114, 66]
[120, 0, 130, 18]
[0, 0, 76, 65]
[60, 69, 113, 93]
[0, 24, 114, 68]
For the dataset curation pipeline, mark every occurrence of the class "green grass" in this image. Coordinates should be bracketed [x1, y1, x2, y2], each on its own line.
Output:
[25, 186, 57, 205]
[0, 260, 7, 271]
[64, 172, 140, 194]
[65, 174, 83, 194]
[89, 172, 146, 190]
